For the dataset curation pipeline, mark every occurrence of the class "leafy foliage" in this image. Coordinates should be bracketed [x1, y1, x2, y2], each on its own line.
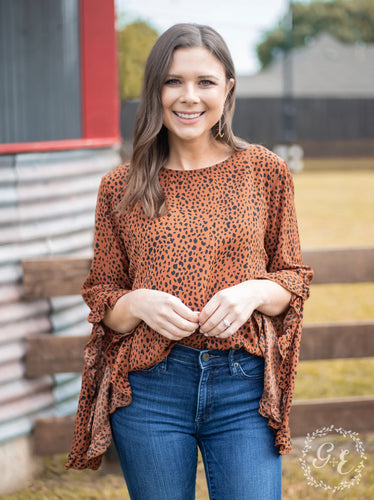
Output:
[257, 0, 374, 68]
[117, 21, 159, 99]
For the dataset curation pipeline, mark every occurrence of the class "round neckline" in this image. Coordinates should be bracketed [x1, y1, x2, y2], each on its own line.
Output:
[161, 149, 243, 174]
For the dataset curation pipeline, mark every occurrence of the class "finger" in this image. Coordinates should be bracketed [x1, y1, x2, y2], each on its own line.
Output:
[200, 310, 228, 336]
[199, 305, 223, 333]
[155, 310, 198, 336]
[199, 300, 219, 326]
[212, 321, 239, 339]
[169, 315, 200, 334]
[154, 297, 199, 333]
[157, 329, 181, 341]
[147, 312, 196, 339]
[202, 314, 235, 337]
[158, 323, 196, 341]
[172, 299, 200, 323]
[157, 312, 198, 338]
[169, 307, 199, 333]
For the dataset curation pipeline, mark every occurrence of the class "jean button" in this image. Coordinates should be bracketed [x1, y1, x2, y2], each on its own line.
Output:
[202, 353, 210, 362]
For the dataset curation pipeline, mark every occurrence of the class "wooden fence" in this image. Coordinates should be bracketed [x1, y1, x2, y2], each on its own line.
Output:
[120, 98, 374, 157]
[22, 247, 374, 454]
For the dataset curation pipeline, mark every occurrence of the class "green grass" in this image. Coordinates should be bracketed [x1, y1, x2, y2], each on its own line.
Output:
[304, 283, 374, 324]
[289, 167, 374, 499]
[295, 357, 374, 400]
[294, 169, 374, 248]
[303, 157, 374, 172]
[1, 166, 374, 499]
[293, 168, 374, 401]
[2, 445, 373, 500]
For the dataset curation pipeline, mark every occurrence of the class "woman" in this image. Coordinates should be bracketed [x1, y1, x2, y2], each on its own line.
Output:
[66, 23, 313, 500]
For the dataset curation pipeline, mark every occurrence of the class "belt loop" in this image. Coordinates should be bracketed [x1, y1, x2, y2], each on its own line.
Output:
[228, 349, 235, 373]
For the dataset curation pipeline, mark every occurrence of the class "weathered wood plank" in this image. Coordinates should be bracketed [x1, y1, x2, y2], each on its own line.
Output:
[33, 416, 118, 459]
[300, 321, 374, 360]
[25, 334, 89, 378]
[25, 320, 374, 378]
[32, 396, 374, 454]
[22, 258, 91, 299]
[303, 247, 374, 284]
[290, 396, 374, 437]
[22, 248, 374, 301]
[33, 415, 76, 455]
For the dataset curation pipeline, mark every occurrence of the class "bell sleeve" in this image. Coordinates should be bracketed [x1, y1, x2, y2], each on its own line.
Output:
[65, 174, 133, 470]
[256, 157, 313, 454]
[81, 176, 132, 322]
[262, 158, 312, 300]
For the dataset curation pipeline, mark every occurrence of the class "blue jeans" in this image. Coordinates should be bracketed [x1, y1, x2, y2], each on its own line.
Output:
[110, 344, 282, 500]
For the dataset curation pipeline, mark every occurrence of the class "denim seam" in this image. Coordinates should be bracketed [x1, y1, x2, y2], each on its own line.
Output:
[235, 362, 264, 380]
[195, 368, 209, 423]
[198, 439, 217, 500]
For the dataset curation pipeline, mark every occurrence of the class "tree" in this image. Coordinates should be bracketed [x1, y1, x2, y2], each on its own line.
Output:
[256, 0, 374, 68]
[117, 21, 159, 99]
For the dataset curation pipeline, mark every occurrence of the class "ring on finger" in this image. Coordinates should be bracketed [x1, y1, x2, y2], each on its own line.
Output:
[223, 318, 231, 328]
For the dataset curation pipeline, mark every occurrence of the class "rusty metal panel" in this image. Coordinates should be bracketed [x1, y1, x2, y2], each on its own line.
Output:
[53, 377, 82, 403]
[0, 361, 24, 385]
[15, 149, 118, 180]
[0, 343, 26, 365]
[0, 379, 53, 406]
[0, 265, 22, 285]
[0, 231, 94, 264]
[0, 146, 119, 444]
[0, 177, 102, 205]
[0, 300, 49, 324]
[0, 213, 94, 244]
[0, 317, 51, 344]
[0, 193, 97, 226]
[0, 283, 22, 303]
[0, 392, 55, 423]
[51, 303, 89, 332]
[0, 0, 81, 143]
[0, 418, 33, 444]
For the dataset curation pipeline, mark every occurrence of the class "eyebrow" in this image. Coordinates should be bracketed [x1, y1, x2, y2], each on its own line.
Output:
[166, 73, 220, 80]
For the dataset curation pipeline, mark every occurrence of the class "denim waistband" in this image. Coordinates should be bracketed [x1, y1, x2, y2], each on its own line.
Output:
[168, 343, 258, 369]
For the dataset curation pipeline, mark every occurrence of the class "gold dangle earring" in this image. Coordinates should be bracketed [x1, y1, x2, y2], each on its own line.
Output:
[217, 116, 224, 138]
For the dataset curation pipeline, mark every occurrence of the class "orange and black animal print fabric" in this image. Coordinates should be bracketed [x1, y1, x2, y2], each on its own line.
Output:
[65, 145, 313, 470]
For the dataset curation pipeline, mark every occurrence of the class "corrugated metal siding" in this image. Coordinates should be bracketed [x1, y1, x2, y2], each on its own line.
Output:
[0, 0, 81, 143]
[0, 147, 120, 443]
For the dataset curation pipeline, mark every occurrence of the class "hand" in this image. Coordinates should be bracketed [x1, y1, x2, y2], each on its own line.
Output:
[199, 281, 261, 339]
[131, 289, 200, 341]
[199, 280, 292, 339]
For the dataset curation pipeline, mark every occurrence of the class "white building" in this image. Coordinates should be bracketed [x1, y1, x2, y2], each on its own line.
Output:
[236, 34, 374, 98]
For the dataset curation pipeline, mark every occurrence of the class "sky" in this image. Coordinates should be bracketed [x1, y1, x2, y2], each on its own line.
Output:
[115, 0, 294, 75]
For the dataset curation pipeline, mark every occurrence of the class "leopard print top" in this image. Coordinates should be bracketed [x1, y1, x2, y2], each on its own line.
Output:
[65, 145, 313, 470]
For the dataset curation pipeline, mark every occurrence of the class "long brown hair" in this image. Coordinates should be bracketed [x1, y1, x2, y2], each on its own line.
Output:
[118, 23, 246, 219]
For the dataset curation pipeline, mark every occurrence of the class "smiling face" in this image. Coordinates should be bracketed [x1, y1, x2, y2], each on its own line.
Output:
[161, 47, 234, 145]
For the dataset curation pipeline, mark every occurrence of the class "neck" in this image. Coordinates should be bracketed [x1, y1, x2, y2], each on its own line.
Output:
[166, 134, 231, 171]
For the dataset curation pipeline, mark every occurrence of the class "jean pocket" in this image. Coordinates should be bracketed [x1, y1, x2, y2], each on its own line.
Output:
[232, 354, 264, 380]
[136, 358, 167, 374]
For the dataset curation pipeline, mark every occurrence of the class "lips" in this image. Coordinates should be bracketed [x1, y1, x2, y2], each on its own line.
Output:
[174, 111, 204, 119]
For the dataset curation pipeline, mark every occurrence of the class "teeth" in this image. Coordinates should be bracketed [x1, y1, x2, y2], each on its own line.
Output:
[176, 112, 202, 119]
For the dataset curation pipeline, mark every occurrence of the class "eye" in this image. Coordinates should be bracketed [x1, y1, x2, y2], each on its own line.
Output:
[199, 79, 216, 87]
[164, 78, 181, 86]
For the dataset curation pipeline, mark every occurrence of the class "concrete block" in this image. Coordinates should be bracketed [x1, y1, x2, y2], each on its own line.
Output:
[0, 436, 41, 494]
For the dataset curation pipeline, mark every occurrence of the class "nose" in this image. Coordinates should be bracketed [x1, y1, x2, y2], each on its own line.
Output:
[180, 82, 200, 104]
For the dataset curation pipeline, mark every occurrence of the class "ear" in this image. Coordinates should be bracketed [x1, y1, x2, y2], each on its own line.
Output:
[226, 78, 235, 95]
